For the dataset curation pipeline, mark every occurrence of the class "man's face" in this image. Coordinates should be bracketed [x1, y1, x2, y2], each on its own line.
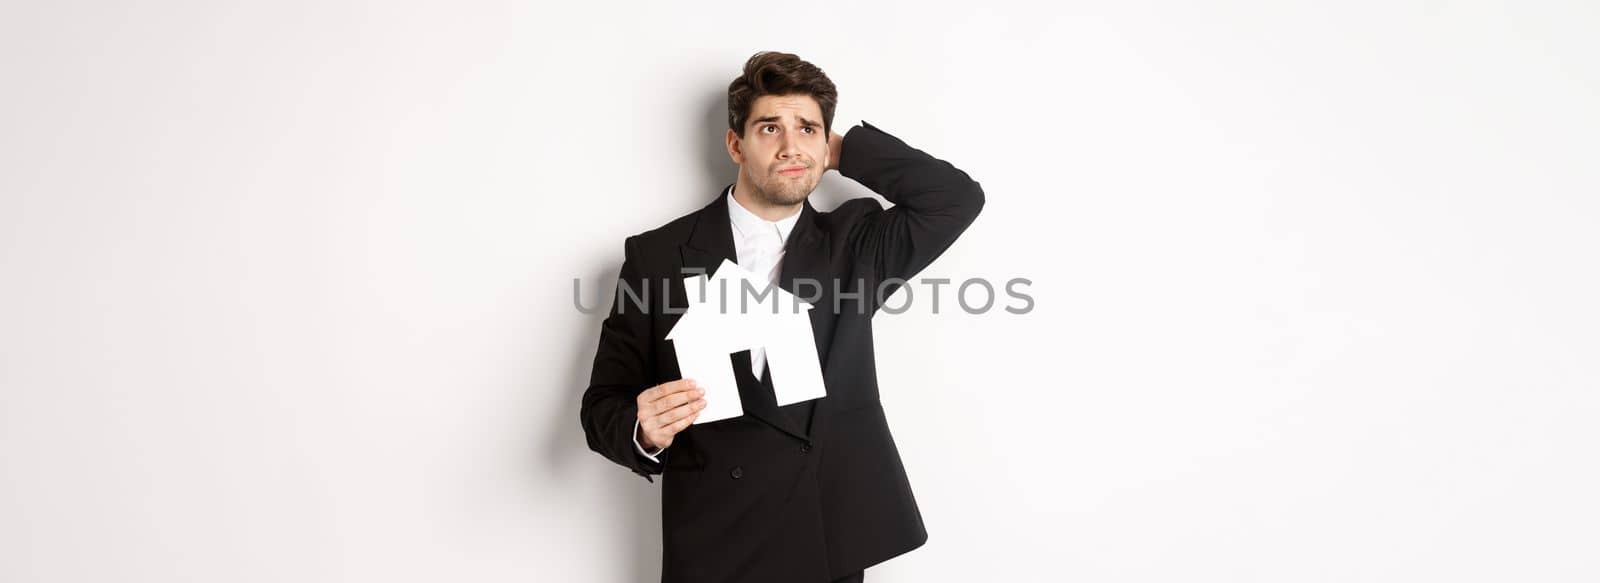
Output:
[727, 94, 829, 207]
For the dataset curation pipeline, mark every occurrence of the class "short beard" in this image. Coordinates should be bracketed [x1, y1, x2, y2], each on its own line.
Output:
[745, 167, 817, 207]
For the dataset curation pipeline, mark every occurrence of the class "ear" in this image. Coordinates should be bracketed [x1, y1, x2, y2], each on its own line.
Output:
[725, 128, 744, 165]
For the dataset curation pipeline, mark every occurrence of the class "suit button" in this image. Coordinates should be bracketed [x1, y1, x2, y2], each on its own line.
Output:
[800, 442, 812, 454]
[730, 466, 743, 479]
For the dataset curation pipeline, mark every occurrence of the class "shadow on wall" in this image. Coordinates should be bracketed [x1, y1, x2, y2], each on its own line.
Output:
[533, 87, 729, 583]
[698, 87, 732, 191]
[542, 258, 664, 583]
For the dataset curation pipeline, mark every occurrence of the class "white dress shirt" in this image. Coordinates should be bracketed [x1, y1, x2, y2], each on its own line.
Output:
[635, 186, 801, 462]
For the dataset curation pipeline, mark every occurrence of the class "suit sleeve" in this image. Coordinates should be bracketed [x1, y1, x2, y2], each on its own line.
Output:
[580, 235, 665, 482]
[836, 121, 985, 310]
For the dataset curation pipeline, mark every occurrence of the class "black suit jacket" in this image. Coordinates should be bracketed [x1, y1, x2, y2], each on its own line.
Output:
[580, 121, 984, 583]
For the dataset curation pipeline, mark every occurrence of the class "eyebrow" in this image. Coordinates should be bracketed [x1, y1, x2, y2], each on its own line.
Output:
[753, 115, 821, 128]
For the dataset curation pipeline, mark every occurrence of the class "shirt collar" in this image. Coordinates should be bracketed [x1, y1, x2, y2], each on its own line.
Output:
[726, 185, 801, 244]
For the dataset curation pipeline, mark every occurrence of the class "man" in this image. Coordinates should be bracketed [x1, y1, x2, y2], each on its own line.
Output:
[580, 51, 984, 583]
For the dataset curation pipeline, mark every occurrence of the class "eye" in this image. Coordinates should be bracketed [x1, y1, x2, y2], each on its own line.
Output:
[801, 126, 815, 134]
[761, 125, 777, 134]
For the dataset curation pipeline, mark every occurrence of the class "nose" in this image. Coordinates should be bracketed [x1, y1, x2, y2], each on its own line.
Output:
[777, 132, 803, 160]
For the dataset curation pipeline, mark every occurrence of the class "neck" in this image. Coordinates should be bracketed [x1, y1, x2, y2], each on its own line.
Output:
[731, 180, 802, 222]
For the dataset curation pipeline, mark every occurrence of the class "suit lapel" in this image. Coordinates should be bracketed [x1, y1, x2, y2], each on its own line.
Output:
[776, 200, 836, 374]
[677, 188, 809, 440]
[775, 201, 838, 440]
[679, 192, 735, 280]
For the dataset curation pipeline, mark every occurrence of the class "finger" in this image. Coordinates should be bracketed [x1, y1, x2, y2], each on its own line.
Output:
[665, 409, 701, 434]
[641, 392, 702, 427]
[650, 398, 703, 429]
[654, 398, 707, 427]
[639, 379, 686, 405]
[651, 388, 707, 415]
[639, 389, 678, 422]
[648, 378, 698, 402]
[644, 380, 703, 409]
[644, 405, 698, 445]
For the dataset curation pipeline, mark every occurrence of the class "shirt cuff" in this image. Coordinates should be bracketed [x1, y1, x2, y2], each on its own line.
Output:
[633, 418, 666, 463]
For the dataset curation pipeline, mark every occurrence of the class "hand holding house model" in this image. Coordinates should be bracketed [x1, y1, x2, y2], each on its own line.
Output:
[665, 259, 828, 424]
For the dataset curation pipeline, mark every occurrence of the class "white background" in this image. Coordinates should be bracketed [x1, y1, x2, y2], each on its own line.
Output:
[3, 1, 1598, 581]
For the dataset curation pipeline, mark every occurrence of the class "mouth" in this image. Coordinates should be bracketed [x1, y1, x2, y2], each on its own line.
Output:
[777, 166, 808, 177]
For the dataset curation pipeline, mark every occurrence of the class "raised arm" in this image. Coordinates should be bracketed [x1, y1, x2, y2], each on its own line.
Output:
[834, 121, 985, 308]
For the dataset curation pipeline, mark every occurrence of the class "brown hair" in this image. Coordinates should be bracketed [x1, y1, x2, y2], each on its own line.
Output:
[727, 51, 838, 139]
